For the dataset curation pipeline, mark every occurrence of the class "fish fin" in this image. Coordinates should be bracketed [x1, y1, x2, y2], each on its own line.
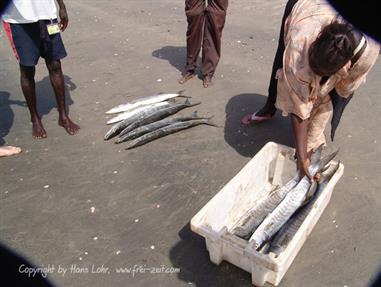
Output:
[178, 90, 191, 98]
[319, 148, 339, 170]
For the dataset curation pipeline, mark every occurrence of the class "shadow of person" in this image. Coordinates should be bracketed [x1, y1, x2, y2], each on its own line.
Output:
[0, 91, 27, 145]
[224, 93, 294, 158]
[0, 242, 56, 287]
[152, 46, 198, 74]
[36, 75, 76, 119]
[169, 223, 252, 287]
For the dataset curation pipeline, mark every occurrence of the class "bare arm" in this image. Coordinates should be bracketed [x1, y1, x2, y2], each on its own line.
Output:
[290, 113, 312, 180]
[56, 0, 68, 31]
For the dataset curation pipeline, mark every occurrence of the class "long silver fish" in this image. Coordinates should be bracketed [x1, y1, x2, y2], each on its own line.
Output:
[231, 147, 323, 240]
[104, 104, 173, 140]
[106, 101, 174, 125]
[118, 99, 200, 138]
[125, 118, 216, 149]
[115, 113, 206, 144]
[248, 149, 339, 249]
[105, 90, 189, 114]
[268, 161, 341, 256]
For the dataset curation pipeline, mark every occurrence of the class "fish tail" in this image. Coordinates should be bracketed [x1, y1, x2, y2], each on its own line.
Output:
[204, 117, 218, 127]
[188, 101, 201, 107]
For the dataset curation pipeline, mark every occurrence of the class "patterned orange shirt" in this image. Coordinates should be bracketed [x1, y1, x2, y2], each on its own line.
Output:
[275, 0, 380, 120]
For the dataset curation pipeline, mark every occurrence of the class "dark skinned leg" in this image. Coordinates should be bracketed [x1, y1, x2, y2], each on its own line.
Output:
[19, 64, 47, 139]
[45, 59, 80, 135]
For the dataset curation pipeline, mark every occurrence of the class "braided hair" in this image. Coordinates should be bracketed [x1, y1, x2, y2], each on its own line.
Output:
[309, 21, 358, 77]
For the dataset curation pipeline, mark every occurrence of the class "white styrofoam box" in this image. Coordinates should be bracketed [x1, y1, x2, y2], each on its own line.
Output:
[190, 142, 344, 286]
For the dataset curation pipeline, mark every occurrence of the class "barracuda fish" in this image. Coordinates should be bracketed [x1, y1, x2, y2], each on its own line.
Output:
[115, 113, 206, 144]
[106, 101, 174, 125]
[118, 99, 201, 138]
[104, 104, 171, 140]
[249, 149, 339, 249]
[105, 90, 189, 114]
[268, 161, 341, 256]
[125, 118, 216, 149]
[231, 148, 323, 240]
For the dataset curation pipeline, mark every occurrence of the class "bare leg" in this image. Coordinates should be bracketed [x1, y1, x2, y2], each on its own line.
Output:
[45, 59, 79, 135]
[19, 65, 47, 139]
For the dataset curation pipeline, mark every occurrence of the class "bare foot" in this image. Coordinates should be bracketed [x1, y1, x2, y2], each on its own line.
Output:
[59, 117, 80, 135]
[203, 76, 213, 88]
[178, 71, 195, 85]
[32, 119, 47, 139]
[0, 146, 22, 157]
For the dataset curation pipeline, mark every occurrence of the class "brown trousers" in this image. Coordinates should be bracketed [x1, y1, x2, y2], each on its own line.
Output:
[185, 0, 228, 78]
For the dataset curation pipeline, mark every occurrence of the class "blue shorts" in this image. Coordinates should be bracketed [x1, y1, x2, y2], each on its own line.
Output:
[3, 19, 67, 67]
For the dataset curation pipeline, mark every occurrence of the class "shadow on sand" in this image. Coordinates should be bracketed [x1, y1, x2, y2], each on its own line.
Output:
[0, 75, 76, 143]
[224, 93, 293, 158]
[169, 223, 252, 287]
[152, 46, 202, 76]
[0, 242, 56, 287]
[36, 75, 76, 119]
[152, 46, 186, 73]
[0, 91, 26, 145]
[168, 93, 294, 286]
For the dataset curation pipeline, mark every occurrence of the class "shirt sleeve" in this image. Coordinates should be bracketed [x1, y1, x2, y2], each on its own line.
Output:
[335, 38, 380, 98]
[275, 38, 315, 120]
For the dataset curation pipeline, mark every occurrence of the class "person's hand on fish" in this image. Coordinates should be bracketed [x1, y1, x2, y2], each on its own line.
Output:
[297, 156, 312, 180]
[297, 157, 321, 181]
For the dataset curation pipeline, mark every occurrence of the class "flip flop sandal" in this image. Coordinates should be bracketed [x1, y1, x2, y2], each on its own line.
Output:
[241, 111, 274, 126]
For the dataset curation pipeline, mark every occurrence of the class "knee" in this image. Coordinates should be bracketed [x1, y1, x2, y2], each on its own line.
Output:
[20, 65, 35, 82]
[46, 60, 62, 76]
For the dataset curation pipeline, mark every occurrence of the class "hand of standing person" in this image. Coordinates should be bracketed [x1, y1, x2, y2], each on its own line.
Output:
[57, 0, 68, 31]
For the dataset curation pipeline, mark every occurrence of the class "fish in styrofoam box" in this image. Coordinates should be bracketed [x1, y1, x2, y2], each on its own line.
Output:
[190, 142, 344, 286]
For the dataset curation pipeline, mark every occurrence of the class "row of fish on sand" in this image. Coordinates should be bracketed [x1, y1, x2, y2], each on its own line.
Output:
[104, 91, 216, 149]
[231, 146, 340, 256]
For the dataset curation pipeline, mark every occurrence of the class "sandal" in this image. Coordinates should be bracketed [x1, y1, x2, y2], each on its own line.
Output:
[241, 111, 275, 126]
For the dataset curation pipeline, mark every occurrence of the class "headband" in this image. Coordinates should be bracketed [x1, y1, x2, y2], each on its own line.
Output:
[353, 36, 366, 57]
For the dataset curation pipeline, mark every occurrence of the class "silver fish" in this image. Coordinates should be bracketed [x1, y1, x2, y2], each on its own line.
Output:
[106, 101, 174, 125]
[125, 118, 216, 149]
[104, 104, 172, 140]
[268, 161, 341, 256]
[118, 99, 200, 138]
[249, 150, 339, 249]
[105, 90, 189, 114]
[231, 147, 323, 240]
[115, 113, 206, 144]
